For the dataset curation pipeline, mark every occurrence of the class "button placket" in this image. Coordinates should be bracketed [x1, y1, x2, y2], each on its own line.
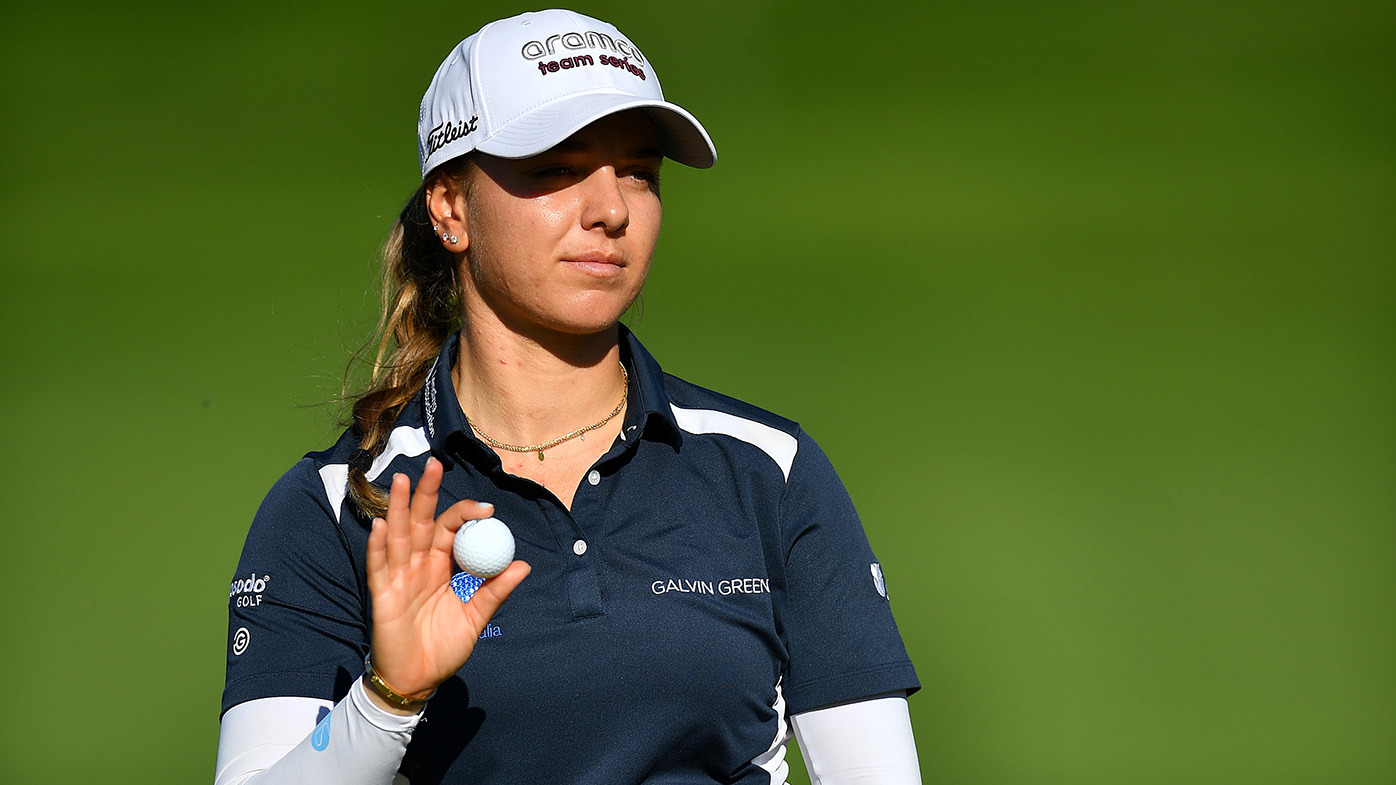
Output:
[539, 500, 603, 619]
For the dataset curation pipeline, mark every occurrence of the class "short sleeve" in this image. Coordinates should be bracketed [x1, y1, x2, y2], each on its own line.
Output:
[221, 459, 369, 718]
[778, 430, 920, 716]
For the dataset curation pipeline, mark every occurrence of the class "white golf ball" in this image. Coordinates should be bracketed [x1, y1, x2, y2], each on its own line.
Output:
[453, 517, 515, 578]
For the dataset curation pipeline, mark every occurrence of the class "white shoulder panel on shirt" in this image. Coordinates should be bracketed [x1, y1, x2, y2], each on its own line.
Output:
[670, 404, 798, 481]
[317, 426, 430, 522]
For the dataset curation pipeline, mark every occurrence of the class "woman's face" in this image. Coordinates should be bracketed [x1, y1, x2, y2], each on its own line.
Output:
[454, 110, 664, 338]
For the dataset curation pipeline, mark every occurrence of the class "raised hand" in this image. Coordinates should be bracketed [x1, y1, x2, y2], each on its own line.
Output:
[364, 457, 530, 712]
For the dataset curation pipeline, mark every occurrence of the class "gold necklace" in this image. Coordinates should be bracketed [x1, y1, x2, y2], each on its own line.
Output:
[467, 362, 628, 461]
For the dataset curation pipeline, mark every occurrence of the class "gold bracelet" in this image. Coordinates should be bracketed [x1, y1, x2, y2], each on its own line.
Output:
[362, 652, 435, 709]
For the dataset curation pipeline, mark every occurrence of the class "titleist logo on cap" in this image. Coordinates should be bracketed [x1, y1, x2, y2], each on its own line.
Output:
[426, 115, 479, 155]
[519, 29, 646, 64]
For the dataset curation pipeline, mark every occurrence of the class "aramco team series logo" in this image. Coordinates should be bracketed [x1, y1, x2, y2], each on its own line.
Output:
[519, 30, 646, 64]
[521, 29, 648, 80]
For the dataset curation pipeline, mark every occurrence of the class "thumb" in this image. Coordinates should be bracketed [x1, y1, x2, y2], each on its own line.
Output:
[460, 560, 531, 629]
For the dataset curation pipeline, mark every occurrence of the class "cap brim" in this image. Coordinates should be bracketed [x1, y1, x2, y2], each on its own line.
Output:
[474, 92, 716, 169]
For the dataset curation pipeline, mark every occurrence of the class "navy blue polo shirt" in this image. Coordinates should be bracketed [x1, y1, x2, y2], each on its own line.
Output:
[224, 326, 918, 784]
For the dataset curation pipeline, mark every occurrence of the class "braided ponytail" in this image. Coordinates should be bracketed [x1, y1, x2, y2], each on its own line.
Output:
[344, 160, 473, 518]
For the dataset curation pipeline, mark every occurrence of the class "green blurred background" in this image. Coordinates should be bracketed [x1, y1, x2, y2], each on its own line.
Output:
[1, 0, 1391, 782]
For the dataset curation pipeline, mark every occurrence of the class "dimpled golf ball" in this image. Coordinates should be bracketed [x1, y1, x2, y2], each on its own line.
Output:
[453, 517, 515, 578]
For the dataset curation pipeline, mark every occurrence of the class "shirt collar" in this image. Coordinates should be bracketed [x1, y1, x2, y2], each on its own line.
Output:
[421, 325, 682, 463]
[618, 323, 683, 449]
[422, 331, 468, 454]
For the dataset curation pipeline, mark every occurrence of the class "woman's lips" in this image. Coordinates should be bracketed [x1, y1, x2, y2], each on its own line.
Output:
[562, 253, 624, 276]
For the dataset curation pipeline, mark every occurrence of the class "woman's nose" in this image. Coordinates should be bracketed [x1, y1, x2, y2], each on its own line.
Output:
[580, 167, 629, 234]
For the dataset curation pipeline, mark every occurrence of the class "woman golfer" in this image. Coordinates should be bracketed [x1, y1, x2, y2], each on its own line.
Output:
[216, 9, 921, 784]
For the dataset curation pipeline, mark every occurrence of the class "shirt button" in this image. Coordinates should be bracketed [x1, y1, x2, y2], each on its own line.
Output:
[573, 539, 588, 556]
[587, 469, 601, 486]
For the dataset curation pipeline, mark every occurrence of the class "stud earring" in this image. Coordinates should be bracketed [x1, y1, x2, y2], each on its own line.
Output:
[448, 234, 459, 244]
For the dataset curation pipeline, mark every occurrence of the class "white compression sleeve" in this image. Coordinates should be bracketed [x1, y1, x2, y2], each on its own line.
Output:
[214, 679, 420, 785]
[790, 694, 922, 785]
[217, 686, 917, 784]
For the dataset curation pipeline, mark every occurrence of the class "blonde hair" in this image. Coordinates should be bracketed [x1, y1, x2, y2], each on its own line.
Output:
[344, 159, 473, 517]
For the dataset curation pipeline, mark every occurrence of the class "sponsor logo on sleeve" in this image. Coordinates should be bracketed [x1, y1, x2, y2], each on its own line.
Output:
[871, 563, 887, 598]
[232, 626, 251, 656]
[230, 573, 272, 608]
[311, 711, 332, 751]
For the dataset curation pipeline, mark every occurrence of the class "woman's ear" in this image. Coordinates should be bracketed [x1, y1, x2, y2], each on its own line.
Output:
[425, 177, 469, 252]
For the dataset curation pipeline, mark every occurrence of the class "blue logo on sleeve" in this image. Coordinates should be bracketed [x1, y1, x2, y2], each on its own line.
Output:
[451, 572, 485, 603]
[311, 710, 332, 751]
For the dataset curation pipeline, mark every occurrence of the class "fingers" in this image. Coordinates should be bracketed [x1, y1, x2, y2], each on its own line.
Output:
[409, 458, 444, 555]
[384, 472, 412, 572]
[463, 560, 531, 626]
[371, 462, 494, 586]
[431, 498, 496, 555]
[366, 517, 386, 589]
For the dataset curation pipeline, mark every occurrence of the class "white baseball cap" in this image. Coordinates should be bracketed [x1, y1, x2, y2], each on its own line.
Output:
[417, 9, 717, 178]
